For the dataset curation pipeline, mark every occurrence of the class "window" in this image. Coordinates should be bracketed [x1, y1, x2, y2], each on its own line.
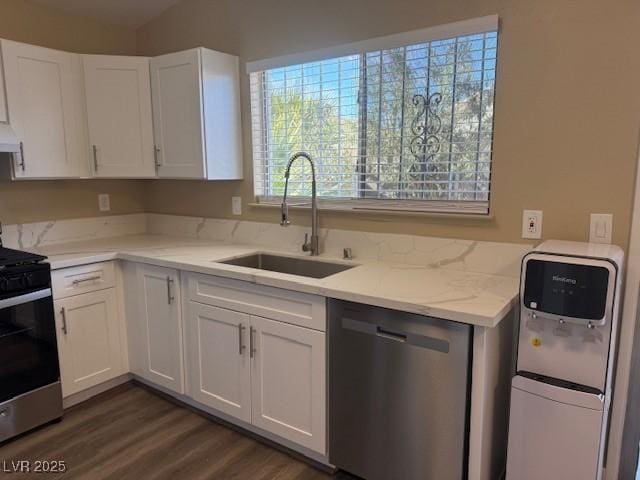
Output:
[250, 17, 498, 214]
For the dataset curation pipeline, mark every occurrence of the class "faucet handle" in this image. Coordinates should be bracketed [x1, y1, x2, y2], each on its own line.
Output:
[302, 233, 310, 252]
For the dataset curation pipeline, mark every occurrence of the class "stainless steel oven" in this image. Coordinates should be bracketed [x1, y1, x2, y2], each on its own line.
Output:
[0, 251, 62, 442]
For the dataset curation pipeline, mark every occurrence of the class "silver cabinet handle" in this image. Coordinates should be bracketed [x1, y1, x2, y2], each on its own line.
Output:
[154, 145, 162, 169]
[249, 326, 256, 358]
[60, 307, 68, 335]
[15, 141, 25, 172]
[72, 275, 101, 286]
[166, 276, 175, 304]
[238, 323, 246, 355]
[92, 145, 99, 172]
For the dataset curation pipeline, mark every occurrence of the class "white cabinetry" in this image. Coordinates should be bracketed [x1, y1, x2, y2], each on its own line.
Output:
[186, 302, 251, 422]
[150, 48, 242, 180]
[134, 264, 184, 392]
[0, 38, 242, 181]
[82, 55, 155, 178]
[1, 40, 85, 178]
[250, 315, 326, 453]
[185, 273, 326, 454]
[52, 262, 125, 398]
[54, 289, 122, 397]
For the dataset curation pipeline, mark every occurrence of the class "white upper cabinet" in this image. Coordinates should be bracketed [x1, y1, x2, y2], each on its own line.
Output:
[82, 55, 155, 178]
[150, 47, 243, 180]
[1, 40, 85, 178]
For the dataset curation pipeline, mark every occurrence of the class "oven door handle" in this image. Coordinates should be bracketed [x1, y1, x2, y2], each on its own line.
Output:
[0, 288, 52, 310]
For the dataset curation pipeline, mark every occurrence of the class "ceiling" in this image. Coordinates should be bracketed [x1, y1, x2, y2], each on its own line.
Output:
[29, 0, 181, 29]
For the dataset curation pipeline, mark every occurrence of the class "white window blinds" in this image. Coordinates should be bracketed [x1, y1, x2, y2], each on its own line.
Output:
[250, 20, 498, 214]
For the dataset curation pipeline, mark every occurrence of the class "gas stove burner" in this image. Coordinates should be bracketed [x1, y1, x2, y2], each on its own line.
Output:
[0, 247, 47, 267]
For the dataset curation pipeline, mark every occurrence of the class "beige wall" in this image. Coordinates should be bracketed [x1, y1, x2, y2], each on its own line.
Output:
[0, 179, 147, 225]
[0, 0, 145, 225]
[138, 0, 640, 247]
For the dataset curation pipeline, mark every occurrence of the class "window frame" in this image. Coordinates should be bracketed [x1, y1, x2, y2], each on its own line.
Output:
[248, 15, 499, 216]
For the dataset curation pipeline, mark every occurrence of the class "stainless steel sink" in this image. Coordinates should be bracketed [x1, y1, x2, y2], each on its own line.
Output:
[218, 253, 355, 279]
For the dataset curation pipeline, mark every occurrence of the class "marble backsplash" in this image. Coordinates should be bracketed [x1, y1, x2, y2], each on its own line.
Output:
[1, 213, 147, 250]
[1, 213, 532, 278]
[146, 213, 532, 278]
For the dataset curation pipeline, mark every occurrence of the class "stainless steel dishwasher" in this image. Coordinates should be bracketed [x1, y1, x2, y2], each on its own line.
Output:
[329, 299, 472, 480]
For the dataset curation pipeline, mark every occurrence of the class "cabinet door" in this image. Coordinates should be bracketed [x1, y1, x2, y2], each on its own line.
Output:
[200, 49, 243, 180]
[1, 40, 82, 178]
[186, 302, 251, 423]
[250, 316, 326, 453]
[54, 289, 123, 397]
[137, 264, 184, 392]
[150, 49, 205, 179]
[83, 55, 155, 178]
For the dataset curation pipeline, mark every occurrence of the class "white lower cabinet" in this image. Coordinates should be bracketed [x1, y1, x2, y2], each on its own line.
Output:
[250, 315, 326, 453]
[183, 272, 327, 454]
[186, 302, 251, 422]
[135, 264, 184, 393]
[54, 288, 123, 397]
[125, 266, 327, 455]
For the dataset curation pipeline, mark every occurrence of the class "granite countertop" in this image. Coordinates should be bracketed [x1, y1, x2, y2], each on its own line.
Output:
[30, 234, 521, 328]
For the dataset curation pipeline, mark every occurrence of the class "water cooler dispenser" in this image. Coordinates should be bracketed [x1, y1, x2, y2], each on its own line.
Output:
[506, 240, 623, 480]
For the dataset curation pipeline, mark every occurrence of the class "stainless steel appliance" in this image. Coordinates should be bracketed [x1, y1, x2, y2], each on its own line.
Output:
[506, 240, 623, 480]
[329, 300, 472, 480]
[0, 246, 62, 442]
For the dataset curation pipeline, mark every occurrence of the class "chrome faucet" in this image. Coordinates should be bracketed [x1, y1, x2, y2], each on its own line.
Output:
[281, 152, 319, 256]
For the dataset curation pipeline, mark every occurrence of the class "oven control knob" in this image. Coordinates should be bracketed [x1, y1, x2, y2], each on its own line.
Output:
[587, 322, 595, 329]
[558, 319, 565, 324]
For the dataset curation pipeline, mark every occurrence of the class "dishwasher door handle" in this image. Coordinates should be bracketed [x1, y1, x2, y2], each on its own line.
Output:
[342, 317, 450, 353]
[376, 326, 407, 342]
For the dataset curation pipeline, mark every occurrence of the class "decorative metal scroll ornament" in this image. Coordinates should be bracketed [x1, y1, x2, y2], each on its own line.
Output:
[409, 93, 442, 165]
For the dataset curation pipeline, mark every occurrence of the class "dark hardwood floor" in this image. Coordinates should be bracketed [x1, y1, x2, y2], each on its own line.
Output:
[0, 383, 351, 479]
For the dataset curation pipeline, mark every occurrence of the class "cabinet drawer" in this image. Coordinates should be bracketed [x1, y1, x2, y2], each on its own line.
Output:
[52, 262, 116, 299]
[187, 273, 326, 331]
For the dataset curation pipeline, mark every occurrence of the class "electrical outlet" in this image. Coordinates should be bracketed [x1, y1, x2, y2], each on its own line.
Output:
[589, 213, 613, 244]
[232, 196, 242, 215]
[98, 194, 111, 212]
[522, 210, 543, 239]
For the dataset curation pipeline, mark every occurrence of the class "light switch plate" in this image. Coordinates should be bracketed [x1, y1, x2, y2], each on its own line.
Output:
[522, 210, 543, 239]
[232, 196, 242, 215]
[98, 194, 110, 212]
[589, 213, 613, 244]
